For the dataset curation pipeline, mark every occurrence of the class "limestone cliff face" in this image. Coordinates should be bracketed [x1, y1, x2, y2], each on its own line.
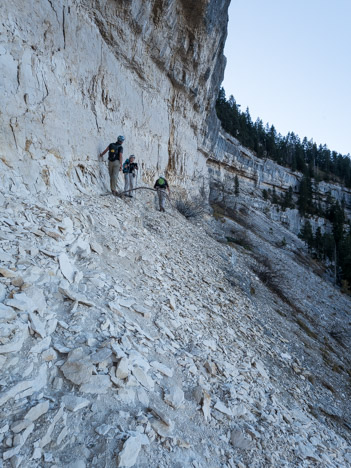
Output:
[208, 130, 351, 234]
[0, 0, 229, 196]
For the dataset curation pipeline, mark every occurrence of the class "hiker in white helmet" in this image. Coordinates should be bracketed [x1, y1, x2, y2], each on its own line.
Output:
[154, 176, 170, 212]
[99, 135, 125, 195]
[122, 155, 138, 198]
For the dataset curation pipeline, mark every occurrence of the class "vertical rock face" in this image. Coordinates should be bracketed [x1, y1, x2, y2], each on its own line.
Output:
[0, 0, 229, 195]
[209, 130, 351, 234]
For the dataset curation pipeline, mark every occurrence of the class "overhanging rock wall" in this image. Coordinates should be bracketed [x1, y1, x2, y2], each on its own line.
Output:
[0, 0, 229, 198]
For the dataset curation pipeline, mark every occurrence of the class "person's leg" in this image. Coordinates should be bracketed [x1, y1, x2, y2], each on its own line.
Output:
[160, 189, 166, 211]
[129, 173, 136, 197]
[111, 161, 120, 194]
[157, 189, 162, 210]
[108, 162, 114, 192]
[124, 173, 129, 193]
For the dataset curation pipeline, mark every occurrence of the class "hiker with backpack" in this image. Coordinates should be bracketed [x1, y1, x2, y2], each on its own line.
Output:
[122, 155, 138, 198]
[154, 176, 170, 212]
[99, 135, 125, 195]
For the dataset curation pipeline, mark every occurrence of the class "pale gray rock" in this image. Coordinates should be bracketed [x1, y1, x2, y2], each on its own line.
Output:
[109, 301, 123, 315]
[90, 241, 103, 255]
[79, 375, 112, 394]
[0, 423, 9, 434]
[137, 388, 149, 407]
[203, 339, 217, 351]
[150, 361, 173, 377]
[58, 253, 75, 283]
[164, 386, 184, 409]
[31, 446, 42, 460]
[0, 268, 16, 278]
[149, 405, 173, 427]
[202, 391, 211, 421]
[23, 287, 47, 315]
[0, 324, 28, 354]
[214, 401, 232, 417]
[61, 360, 94, 386]
[116, 357, 129, 380]
[62, 395, 90, 412]
[119, 298, 136, 309]
[53, 343, 71, 354]
[39, 405, 64, 448]
[0, 303, 16, 321]
[57, 426, 68, 445]
[41, 347, 57, 362]
[117, 434, 149, 468]
[10, 419, 32, 434]
[29, 312, 46, 338]
[25, 400, 49, 421]
[252, 360, 269, 379]
[132, 367, 154, 390]
[6, 292, 36, 313]
[111, 343, 127, 358]
[95, 424, 113, 436]
[0, 284, 6, 303]
[132, 304, 151, 318]
[70, 235, 91, 257]
[150, 420, 173, 438]
[66, 459, 86, 468]
[230, 430, 254, 450]
[0, 354, 6, 369]
[90, 348, 112, 364]
[30, 336, 51, 354]
[12, 422, 34, 449]
[10, 454, 23, 467]
[58, 286, 95, 307]
[0, 364, 47, 407]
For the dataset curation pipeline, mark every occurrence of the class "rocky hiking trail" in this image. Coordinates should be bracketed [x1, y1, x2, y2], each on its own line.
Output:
[1, 189, 351, 467]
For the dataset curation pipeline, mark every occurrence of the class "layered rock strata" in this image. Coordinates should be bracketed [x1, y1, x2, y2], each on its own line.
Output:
[0, 0, 229, 196]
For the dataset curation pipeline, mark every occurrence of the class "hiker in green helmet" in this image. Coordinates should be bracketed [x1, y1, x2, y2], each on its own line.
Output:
[154, 176, 170, 212]
[99, 135, 125, 196]
[122, 155, 138, 198]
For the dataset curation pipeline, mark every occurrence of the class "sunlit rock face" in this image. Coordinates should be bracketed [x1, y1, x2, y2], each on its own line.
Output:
[0, 0, 229, 196]
[208, 130, 351, 234]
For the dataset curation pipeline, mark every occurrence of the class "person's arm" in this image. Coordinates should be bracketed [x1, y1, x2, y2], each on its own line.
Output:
[119, 148, 123, 171]
[99, 146, 109, 158]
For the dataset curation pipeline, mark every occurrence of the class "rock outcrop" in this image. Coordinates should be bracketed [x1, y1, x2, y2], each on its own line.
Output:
[0, 0, 229, 196]
[208, 130, 351, 234]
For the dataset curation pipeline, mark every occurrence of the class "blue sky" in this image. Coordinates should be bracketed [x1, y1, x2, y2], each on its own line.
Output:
[222, 0, 351, 155]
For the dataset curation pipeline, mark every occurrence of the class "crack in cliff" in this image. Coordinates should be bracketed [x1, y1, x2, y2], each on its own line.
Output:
[9, 119, 18, 150]
[16, 63, 20, 93]
[47, 0, 59, 23]
[166, 94, 176, 175]
[62, 5, 66, 49]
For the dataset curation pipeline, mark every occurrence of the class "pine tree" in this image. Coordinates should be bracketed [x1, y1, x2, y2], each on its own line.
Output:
[272, 186, 278, 204]
[299, 220, 313, 251]
[298, 175, 313, 216]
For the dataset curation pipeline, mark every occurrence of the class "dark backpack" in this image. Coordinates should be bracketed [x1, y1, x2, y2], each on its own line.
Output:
[122, 159, 130, 173]
[108, 143, 122, 162]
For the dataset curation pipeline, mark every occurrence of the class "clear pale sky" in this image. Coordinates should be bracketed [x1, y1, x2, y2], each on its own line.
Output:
[222, 0, 351, 156]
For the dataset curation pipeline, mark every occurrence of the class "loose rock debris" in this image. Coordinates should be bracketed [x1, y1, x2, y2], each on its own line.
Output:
[0, 190, 350, 467]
